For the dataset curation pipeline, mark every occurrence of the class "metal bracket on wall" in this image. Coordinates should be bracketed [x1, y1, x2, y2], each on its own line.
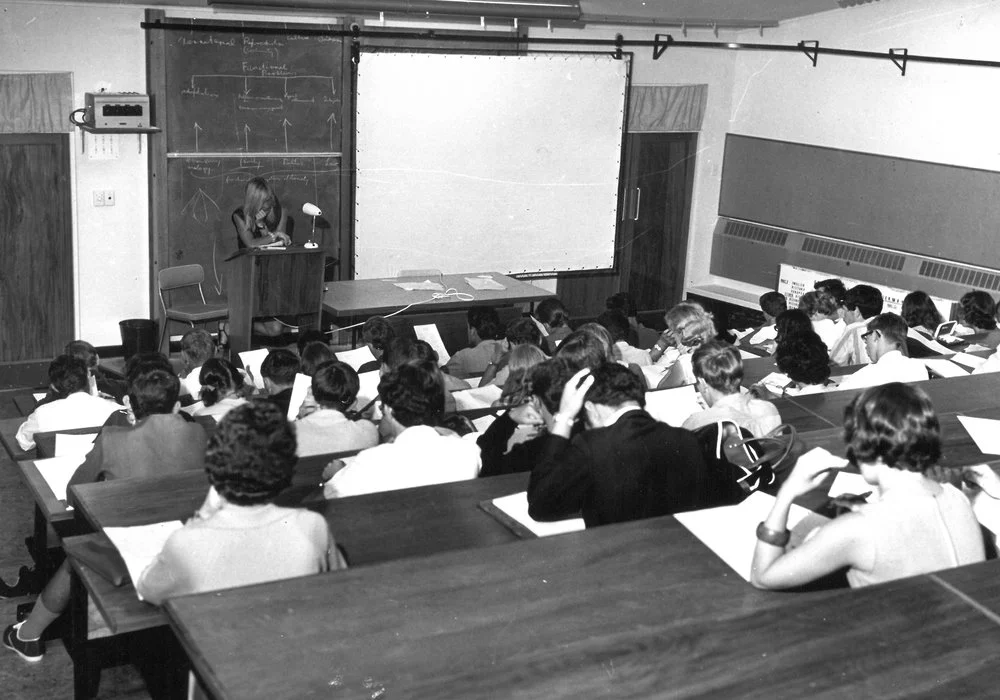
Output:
[652, 33, 673, 61]
[614, 34, 624, 60]
[799, 40, 819, 67]
[889, 48, 909, 76]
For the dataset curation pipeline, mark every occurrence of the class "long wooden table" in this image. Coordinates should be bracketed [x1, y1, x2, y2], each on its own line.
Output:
[162, 514, 1000, 699]
[323, 271, 553, 318]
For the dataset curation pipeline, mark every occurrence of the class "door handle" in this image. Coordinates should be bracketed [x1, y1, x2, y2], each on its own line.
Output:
[633, 187, 641, 221]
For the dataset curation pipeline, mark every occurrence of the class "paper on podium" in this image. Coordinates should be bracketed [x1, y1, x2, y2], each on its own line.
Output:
[55, 433, 97, 457]
[674, 491, 829, 581]
[104, 520, 184, 599]
[644, 385, 704, 427]
[238, 348, 271, 390]
[489, 492, 585, 537]
[335, 345, 378, 372]
[35, 455, 86, 501]
[287, 373, 311, 422]
[413, 324, 451, 365]
[957, 415, 1000, 455]
[465, 275, 505, 291]
[453, 384, 503, 411]
[922, 358, 968, 378]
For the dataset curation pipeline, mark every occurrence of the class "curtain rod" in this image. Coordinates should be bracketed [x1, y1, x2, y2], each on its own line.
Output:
[140, 20, 1000, 73]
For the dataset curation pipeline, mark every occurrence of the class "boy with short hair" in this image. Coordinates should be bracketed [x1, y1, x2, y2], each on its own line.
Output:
[259, 348, 300, 416]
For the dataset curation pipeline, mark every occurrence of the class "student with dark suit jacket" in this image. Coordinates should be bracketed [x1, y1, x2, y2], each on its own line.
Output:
[527, 363, 708, 528]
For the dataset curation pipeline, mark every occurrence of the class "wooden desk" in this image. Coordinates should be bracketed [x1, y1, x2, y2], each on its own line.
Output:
[13, 392, 40, 416]
[163, 514, 1000, 699]
[322, 272, 552, 318]
[17, 459, 81, 576]
[0, 416, 32, 460]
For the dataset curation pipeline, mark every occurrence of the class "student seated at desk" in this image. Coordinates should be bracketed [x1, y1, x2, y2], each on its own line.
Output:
[357, 315, 395, 374]
[957, 290, 1000, 348]
[597, 309, 651, 367]
[179, 329, 216, 399]
[69, 359, 208, 486]
[813, 278, 848, 319]
[799, 290, 844, 353]
[323, 362, 481, 498]
[480, 316, 546, 387]
[36, 339, 126, 406]
[3, 361, 206, 663]
[829, 285, 883, 366]
[534, 297, 572, 354]
[478, 357, 577, 478]
[651, 302, 717, 389]
[384, 338, 467, 414]
[259, 348, 299, 417]
[837, 313, 928, 392]
[445, 306, 506, 379]
[750, 383, 984, 590]
[136, 399, 344, 606]
[739, 291, 787, 351]
[15, 356, 120, 451]
[682, 341, 781, 436]
[295, 361, 378, 457]
[188, 358, 249, 422]
[901, 290, 944, 337]
[527, 363, 708, 528]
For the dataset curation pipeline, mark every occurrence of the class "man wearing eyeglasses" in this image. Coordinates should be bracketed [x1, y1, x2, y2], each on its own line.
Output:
[837, 313, 928, 391]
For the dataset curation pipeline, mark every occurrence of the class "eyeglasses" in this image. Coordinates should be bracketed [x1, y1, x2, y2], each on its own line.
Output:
[861, 329, 878, 341]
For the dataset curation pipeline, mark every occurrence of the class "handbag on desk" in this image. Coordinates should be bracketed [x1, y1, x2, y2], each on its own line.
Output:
[694, 422, 802, 507]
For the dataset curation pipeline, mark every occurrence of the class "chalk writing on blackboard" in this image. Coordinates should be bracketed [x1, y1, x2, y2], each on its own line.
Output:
[165, 23, 343, 154]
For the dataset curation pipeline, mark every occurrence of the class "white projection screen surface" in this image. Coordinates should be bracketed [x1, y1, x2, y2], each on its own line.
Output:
[353, 52, 628, 279]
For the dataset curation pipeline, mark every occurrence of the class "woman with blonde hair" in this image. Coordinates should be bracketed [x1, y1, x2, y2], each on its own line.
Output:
[651, 302, 717, 389]
[232, 177, 291, 249]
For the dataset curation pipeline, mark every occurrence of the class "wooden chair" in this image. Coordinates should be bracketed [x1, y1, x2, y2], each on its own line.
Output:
[157, 264, 229, 350]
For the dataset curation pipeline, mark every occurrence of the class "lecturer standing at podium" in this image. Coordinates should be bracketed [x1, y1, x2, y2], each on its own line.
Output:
[231, 177, 294, 337]
[232, 177, 292, 249]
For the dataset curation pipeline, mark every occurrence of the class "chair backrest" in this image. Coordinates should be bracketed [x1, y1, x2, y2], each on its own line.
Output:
[159, 264, 205, 291]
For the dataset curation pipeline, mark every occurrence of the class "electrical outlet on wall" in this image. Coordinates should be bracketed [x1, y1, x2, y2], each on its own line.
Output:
[104, 190, 115, 207]
[93, 190, 105, 207]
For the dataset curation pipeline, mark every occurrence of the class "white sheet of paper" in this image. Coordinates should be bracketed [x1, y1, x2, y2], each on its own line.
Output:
[355, 370, 380, 408]
[54, 433, 97, 457]
[453, 384, 503, 411]
[104, 521, 185, 599]
[906, 327, 953, 355]
[237, 348, 271, 390]
[529, 315, 549, 337]
[922, 358, 968, 378]
[674, 491, 829, 582]
[951, 352, 989, 370]
[964, 343, 992, 353]
[335, 345, 378, 372]
[33, 392, 46, 401]
[472, 414, 497, 433]
[957, 415, 1000, 455]
[34, 455, 86, 501]
[739, 350, 758, 360]
[827, 471, 875, 503]
[644, 385, 704, 427]
[749, 325, 777, 345]
[413, 324, 451, 365]
[639, 364, 668, 389]
[490, 491, 585, 537]
[759, 372, 792, 392]
[731, 328, 754, 341]
[465, 275, 505, 291]
[287, 373, 311, 422]
[393, 280, 444, 292]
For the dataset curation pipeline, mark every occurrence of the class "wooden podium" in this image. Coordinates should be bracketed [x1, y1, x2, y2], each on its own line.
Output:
[226, 247, 325, 353]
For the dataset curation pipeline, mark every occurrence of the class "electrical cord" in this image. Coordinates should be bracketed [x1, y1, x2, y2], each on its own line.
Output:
[325, 288, 476, 335]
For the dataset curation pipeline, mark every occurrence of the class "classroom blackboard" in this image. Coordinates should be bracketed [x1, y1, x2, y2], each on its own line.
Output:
[166, 156, 340, 302]
[163, 19, 342, 153]
[719, 134, 1000, 270]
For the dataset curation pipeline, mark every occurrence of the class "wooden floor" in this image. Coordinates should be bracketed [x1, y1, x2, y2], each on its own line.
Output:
[0, 388, 149, 700]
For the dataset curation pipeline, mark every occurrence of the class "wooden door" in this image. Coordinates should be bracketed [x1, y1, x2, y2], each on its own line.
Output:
[621, 132, 697, 312]
[558, 132, 697, 320]
[0, 134, 73, 362]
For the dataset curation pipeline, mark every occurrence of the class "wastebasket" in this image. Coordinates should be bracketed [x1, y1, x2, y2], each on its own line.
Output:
[119, 319, 158, 362]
